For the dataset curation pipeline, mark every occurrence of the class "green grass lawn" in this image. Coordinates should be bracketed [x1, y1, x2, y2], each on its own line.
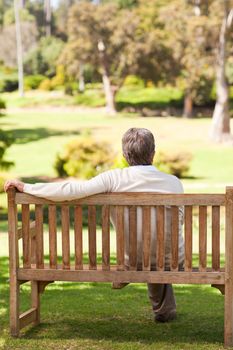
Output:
[0, 253, 228, 350]
[0, 101, 233, 349]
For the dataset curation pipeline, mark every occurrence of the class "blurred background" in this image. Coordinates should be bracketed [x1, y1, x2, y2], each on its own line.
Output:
[0, 0, 232, 224]
[0, 2, 233, 348]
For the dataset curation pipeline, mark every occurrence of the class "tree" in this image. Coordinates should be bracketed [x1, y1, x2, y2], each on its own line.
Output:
[210, 0, 233, 143]
[62, 1, 173, 114]
[14, 0, 24, 97]
[160, 0, 216, 117]
[44, 0, 52, 36]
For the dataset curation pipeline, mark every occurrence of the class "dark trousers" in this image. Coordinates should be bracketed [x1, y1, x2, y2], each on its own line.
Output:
[147, 284, 176, 317]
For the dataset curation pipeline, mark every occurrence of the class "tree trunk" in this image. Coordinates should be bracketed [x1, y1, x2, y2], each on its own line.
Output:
[102, 73, 116, 115]
[79, 64, 85, 93]
[183, 92, 193, 118]
[19, 0, 25, 8]
[44, 0, 52, 37]
[14, 0, 24, 97]
[210, 1, 232, 143]
[98, 40, 116, 115]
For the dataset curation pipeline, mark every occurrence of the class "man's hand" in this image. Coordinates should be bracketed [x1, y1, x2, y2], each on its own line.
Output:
[4, 179, 25, 192]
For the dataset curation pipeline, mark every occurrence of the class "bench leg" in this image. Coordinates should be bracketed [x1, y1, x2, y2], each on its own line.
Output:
[224, 282, 233, 347]
[10, 279, 20, 337]
[31, 281, 40, 325]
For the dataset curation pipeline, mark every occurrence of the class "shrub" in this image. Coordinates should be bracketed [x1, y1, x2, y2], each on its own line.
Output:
[75, 89, 105, 107]
[24, 75, 46, 90]
[0, 130, 14, 170]
[0, 77, 18, 92]
[154, 150, 192, 178]
[0, 98, 6, 115]
[123, 75, 145, 88]
[39, 78, 52, 91]
[54, 136, 114, 179]
[111, 151, 192, 179]
[51, 65, 65, 89]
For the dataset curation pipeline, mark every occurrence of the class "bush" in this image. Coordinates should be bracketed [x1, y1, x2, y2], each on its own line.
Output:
[154, 150, 192, 178]
[0, 77, 18, 92]
[51, 65, 65, 89]
[123, 75, 145, 88]
[54, 136, 114, 179]
[112, 150, 192, 179]
[0, 98, 6, 115]
[75, 89, 105, 107]
[39, 78, 52, 91]
[24, 75, 46, 90]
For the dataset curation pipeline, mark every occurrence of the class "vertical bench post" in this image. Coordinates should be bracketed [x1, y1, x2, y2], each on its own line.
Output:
[225, 187, 233, 347]
[8, 188, 19, 336]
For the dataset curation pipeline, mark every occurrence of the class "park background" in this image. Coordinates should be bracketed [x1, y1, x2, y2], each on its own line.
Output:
[0, 0, 233, 349]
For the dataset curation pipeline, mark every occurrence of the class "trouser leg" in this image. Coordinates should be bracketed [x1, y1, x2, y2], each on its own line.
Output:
[147, 283, 176, 318]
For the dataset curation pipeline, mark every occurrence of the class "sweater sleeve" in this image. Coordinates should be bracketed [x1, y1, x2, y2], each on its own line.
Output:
[23, 171, 114, 201]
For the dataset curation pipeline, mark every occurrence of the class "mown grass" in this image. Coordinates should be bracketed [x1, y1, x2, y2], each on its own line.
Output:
[0, 254, 228, 350]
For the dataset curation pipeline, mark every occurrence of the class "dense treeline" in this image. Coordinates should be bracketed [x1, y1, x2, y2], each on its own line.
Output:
[0, 0, 232, 142]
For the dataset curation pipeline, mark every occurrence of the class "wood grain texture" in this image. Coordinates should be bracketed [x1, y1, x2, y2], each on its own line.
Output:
[224, 187, 233, 347]
[16, 192, 226, 206]
[22, 204, 31, 268]
[142, 206, 151, 271]
[18, 268, 225, 285]
[61, 205, 70, 270]
[199, 206, 207, 272]
[7, 189, 20, 336]
[88, 206, 97, 270]
[48, 205, 57, 269]
[156, 206, 165, 271]
[129, 206, 137, 270]
[171, 206, 179, 271]
[116, 206, 124, 271]
[185, 206, 192, 272]
[35, 205, 44, 269]
[74, 206, 83, 270]
[102, 205, 110, 271]
[212, 206, 220, 271]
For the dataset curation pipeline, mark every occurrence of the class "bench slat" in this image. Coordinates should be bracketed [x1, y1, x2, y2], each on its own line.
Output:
[212, 206, 220, 271]
[35, 205, 44, 269]
[102, 205, 110, 271]
[74, 206, 83, 270]
[199, 206, 207, 272]
[88, 206, 97, 270]
[156, 206, 165, 271]
[171, 206, 179, 272]
[15, 192, 226, 206]
[48, 205, 57, 269]
[116, 206, 124, 271]
[185, 206, 192, 272]
[129, 206, 137, 270]
[61, 205, 70, 270]
[142, 206, 151, 271]
[22, 204, 31, 269]
[18, 268, 225, 285]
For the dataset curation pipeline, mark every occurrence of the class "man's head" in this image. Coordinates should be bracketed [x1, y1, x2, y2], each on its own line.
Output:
[122, 128, 155, 166]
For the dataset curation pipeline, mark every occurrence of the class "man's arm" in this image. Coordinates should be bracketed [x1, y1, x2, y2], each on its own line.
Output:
[4, 172, 113, 201]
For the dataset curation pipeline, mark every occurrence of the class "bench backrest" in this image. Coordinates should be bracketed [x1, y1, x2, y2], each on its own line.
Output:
[7, 188, 233, 285]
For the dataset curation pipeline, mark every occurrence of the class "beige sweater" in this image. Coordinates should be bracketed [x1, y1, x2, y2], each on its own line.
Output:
[24, 165, 185, 268]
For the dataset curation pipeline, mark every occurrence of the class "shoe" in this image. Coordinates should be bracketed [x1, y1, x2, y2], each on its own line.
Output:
[154, 311, 176, 323]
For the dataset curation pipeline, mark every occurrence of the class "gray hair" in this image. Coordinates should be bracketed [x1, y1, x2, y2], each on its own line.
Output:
[122, 128, 155, 166]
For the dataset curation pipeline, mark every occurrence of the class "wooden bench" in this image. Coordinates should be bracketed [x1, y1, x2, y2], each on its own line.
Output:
[7, 187, 233, 346]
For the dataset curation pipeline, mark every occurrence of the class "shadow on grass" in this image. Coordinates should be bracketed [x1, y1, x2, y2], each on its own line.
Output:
[0, 255, 224, 347]
[5, 128, 80, 145]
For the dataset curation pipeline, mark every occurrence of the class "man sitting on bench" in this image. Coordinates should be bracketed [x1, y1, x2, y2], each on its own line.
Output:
[5, 127, 184, 323]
